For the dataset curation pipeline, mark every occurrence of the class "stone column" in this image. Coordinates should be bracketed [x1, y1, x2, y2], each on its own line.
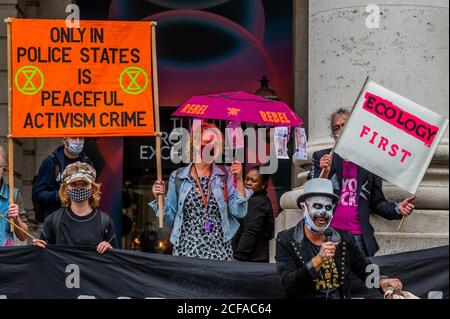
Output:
[271, 0, 449, 261]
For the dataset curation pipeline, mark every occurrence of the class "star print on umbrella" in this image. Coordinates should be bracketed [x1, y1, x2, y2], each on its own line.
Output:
[173, 91, 302, 127]
[227, 107, 241, 116]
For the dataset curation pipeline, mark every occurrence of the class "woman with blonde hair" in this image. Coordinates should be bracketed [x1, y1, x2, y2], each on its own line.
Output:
[33, 162, 117, 253]
[0, 146, 29, 245]
[151, 121, 252, 261]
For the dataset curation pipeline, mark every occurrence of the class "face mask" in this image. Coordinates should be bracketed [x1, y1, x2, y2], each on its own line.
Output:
[65, 139, 84, 155]
[302, 196, 334, 234]
[67, 188, 93, 202]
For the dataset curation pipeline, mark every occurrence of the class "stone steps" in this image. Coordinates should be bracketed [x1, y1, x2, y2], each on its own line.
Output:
[370, 210, 449, 234]
[374, 232, 449, 256]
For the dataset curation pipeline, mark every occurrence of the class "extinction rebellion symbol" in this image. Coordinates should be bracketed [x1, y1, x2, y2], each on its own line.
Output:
[119, 66, 149, 95]
[15, 65, 44, 95]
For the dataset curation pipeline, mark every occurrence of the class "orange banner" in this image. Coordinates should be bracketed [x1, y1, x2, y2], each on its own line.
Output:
[10, 19, 155, 137]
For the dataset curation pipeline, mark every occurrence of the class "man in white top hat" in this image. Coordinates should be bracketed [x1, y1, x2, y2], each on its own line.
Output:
[275, 178, 403, 299]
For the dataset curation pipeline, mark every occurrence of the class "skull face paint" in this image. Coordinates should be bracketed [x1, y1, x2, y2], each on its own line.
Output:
[301, 196, 335, 233]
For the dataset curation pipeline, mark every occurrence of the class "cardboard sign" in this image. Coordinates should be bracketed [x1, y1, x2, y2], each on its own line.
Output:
[294, 127, 307, 160]
[334, 81, 448, 194]
[275, 127, 290, 159]
[10, 19, 155, 137]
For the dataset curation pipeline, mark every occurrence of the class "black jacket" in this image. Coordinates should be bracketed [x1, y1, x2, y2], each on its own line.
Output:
[233, 191, 274, 262]
[275, 220, 375, 299]
[32, 146, 91, 220]
[308, 149, 401, 256]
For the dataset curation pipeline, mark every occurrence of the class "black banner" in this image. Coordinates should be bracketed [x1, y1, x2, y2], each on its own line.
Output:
[0, 245, 447, 299]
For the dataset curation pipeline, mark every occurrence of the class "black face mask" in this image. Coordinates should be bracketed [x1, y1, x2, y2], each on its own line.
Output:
[66, 188, 93, 202]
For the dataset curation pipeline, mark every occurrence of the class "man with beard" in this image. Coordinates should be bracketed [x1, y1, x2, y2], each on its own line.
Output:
[275, 178, 403, 299]
[308, 108, 415, 257]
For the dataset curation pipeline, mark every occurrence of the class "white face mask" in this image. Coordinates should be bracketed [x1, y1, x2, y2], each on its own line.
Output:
[301, 196, 335, 234]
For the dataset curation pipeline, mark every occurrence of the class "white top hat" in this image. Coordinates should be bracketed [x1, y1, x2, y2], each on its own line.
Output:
[296, 178, 339, 208]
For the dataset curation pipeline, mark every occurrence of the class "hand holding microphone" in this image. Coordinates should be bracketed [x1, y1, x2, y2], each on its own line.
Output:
[318, 241, 338, 263]
[319, 230, 339, 263]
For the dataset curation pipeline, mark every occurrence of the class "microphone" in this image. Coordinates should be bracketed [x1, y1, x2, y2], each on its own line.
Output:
[323, 229, 337, 299]
[324, 229, 340, 245]
[324, 230, 333, 243]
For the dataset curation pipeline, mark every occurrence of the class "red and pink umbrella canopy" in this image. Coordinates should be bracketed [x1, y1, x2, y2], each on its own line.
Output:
[172, 91, 302, 127]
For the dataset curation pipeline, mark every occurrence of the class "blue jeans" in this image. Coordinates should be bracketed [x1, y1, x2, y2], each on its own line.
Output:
[353, 235, 368, 257]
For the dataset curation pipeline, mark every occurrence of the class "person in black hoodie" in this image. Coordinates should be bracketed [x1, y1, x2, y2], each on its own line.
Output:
[32, 137, 92, 222]
[233, 166, 274, 262]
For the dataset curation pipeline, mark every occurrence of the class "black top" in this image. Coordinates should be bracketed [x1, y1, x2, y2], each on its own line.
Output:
[307, 148, 400, 256]
[275, 220, 384, 299]
[64, 154, 80, 167]
[233, 190, 274, 262]
[40, 207, 117, 248]
[302, 237, 340, 299]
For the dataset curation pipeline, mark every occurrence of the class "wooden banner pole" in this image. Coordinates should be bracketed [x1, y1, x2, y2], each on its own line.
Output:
[151, 23, 164, 229]
[5, 18, 14, 233]
[397, 216, 406, 232]
[0, 214, 37, 240]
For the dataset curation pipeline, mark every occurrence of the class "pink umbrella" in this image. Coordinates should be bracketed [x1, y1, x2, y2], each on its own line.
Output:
[172, 91, 302, 127]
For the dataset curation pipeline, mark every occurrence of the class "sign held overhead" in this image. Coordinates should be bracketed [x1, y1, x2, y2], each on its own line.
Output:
[10, 19, 156, 137]
[334, 80, 448, 194]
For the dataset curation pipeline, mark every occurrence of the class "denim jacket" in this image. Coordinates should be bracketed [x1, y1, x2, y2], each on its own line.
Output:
[149, 164, 252, 246]
[0, 180, 18, 246]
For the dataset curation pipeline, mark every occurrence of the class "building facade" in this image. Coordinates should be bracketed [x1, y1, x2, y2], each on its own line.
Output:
[1, 0, 448, 254]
